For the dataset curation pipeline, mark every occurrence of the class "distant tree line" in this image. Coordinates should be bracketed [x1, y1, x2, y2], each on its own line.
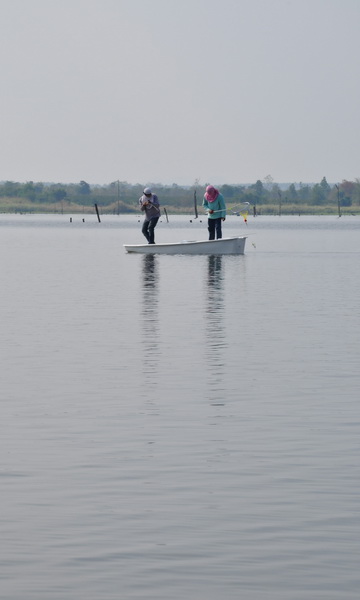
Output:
[220, 176, 360, 208]
[1, 176, 360, 212]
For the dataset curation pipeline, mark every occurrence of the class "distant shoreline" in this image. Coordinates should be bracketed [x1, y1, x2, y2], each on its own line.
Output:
[1, 203, 359, 217]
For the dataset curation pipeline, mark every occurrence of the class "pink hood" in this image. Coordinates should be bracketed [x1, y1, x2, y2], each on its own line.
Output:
[205, 185, 219, 203]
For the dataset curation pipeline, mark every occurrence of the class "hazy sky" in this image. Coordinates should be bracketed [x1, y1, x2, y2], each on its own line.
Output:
[1, 0, 360, 186]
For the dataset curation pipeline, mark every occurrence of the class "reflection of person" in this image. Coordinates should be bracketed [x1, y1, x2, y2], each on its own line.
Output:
[142, 254, 157, 289]
[202, 185, 226, 240]
[141, 254, 159, 372]
[139, 187, 160, 244]
[207, 255, 223, 290]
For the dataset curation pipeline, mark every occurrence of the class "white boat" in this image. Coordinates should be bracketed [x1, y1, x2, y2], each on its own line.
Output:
[124, 236, 246, 255]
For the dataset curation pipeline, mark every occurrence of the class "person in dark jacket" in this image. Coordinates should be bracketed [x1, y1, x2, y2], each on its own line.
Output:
[139, 187, 161, 244]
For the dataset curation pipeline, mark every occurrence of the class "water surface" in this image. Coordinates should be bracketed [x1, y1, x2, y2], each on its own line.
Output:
[1, 214, 360, 599]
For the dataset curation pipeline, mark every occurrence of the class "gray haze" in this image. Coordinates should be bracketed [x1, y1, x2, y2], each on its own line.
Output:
[1, 0, 359, 185]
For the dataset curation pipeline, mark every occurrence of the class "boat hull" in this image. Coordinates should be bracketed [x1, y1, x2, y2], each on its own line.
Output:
[124, 236, 246, 255]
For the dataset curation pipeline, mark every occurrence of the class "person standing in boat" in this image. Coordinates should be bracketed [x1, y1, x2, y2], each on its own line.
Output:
[139, 187, 161, 244]
[202, 185, 226, 240]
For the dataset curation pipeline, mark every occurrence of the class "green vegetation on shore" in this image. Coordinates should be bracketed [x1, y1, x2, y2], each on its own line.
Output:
[1, 177, 360, 216]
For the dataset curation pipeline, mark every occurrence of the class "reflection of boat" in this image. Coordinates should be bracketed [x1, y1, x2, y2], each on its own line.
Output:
[124, 236, 246, 255]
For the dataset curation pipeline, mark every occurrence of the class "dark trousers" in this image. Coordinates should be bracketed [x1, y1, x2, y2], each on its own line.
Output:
[208, 217, 222, 240]
[142, 217, 159, 244]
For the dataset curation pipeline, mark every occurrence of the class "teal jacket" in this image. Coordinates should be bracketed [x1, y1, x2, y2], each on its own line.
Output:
[202, 193, 226, 219]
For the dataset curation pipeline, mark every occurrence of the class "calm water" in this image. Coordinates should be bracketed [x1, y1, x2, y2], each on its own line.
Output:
[1, 214, 360, 599]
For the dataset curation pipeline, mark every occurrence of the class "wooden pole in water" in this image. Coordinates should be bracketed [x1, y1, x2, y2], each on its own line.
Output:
[194, 190, 198, 219]
[335, 184, 341, 217]
[163, 207, 169, 222]
[94, 203, 101, 222]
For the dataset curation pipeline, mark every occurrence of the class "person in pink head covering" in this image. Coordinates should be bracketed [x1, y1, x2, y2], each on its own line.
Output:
[202, 185, 226, 240]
